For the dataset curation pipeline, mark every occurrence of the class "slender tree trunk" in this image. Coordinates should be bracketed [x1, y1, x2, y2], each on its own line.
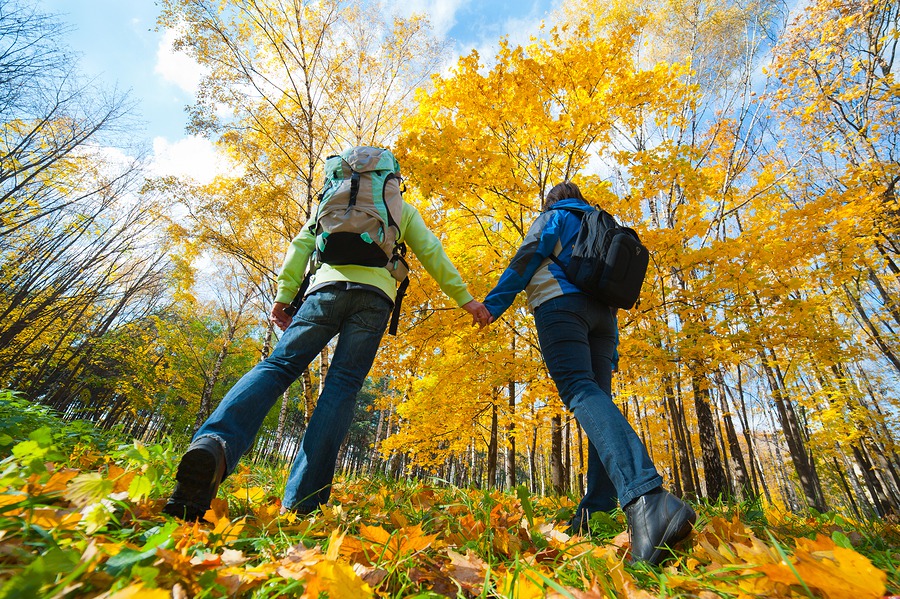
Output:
[300, 367, 314, 428]
[843, 284, 900, 374]
[734, 364, 764, 499]
[486, 397, 499, 488]
[550, 413, 565, 495]
[528, 420, 538, 493]
[193, 341, 229, 432]
[832, 456, 863, 519]
[717, 371, 751, 499]
[867, 267, 900, 328]
[577, 424, 585, 497]
[275, 390, 290, 456]
[564, 417, 572, 493]
[759, 350, 828, 512]
[691, 371, 728, 499]
[853, 442, 895, 517]
[318, 346, 330, 395]
[506, 379, 516, 489]
[664, 380, 695, 497]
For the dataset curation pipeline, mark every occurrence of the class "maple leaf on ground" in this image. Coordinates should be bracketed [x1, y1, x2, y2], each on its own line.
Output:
[26, 507, 81, 530]
[348, 522, 439, 562]
[34, 468, 79, 495]
[64, 472, 113, 507]
[754, 535, 887, 599]
[221, 548, 249, 567]
[232, 486, 267, 505]
[307, 560, 374, 599]
[277, 543, 325, 579]
[210, 515, 245, 545]
[443, 549, 487, 595]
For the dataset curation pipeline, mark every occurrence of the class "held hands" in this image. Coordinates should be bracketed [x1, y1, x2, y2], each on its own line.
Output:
[275, 298, 495, 331]
[271, 302, 292, 332]
[462, 299, 494, 329]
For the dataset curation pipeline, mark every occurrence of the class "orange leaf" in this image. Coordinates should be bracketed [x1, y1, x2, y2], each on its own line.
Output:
[40, 469, 80, 494]
[753, 535, 886, 599]
[359, 524, 392, 545]
[26, 508, 81, 530]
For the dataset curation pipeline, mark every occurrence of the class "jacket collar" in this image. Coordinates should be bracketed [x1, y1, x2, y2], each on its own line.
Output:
[548, 197, 593, 212]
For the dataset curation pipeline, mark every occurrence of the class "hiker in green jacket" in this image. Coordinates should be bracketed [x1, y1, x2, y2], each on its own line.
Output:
[164, 147, 491, 521]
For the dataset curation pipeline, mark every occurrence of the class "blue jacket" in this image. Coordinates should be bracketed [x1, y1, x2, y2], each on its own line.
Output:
[484, 198, 594, 319]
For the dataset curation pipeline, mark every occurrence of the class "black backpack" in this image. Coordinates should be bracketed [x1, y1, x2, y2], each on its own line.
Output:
[549, 206, 649, 309]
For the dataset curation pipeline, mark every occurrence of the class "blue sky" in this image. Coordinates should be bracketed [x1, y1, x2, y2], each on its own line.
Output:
[38, 0, 559, 179]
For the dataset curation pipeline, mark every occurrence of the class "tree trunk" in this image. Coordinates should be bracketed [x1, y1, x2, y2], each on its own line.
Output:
[691, 372, 728, 500]
[577, 423, 585, 497]
[193, 341, 229, 432]
[760, 350, 828, 512]
[733, 364, 763, 498]
[843, 284, 900, 374]
[717, 372, 751, 500]
[831, 456, 863, 519]
[853, 442, 895, 517]
[318, 346, 330, 395]
[550, 413, 565, 495]
[506, 379, 516, 489]
[486, 398, 499, 488]
[528, 419, 538, 493]
[664, 379, 697, 498]
[274, 390, 290, 456]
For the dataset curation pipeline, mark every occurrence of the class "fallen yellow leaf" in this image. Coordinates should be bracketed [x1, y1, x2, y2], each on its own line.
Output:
[105, 583, 171, 599]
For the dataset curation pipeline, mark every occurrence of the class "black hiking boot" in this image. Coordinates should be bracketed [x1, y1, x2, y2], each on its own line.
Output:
[624, 487, 696, 566]
[163, 437, 226, 522]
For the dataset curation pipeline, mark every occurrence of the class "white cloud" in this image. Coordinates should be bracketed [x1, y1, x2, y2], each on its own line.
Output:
[446, 13, 547, 77]
[396, 0, 470, 39]
[154, 28, 204, 94]
[149, 136, 232, 184]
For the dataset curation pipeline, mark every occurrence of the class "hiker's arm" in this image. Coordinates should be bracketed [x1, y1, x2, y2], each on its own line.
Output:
[275, 219, 316, 305]
[401, 205, 474, 308]
[483, 212, 559, 319]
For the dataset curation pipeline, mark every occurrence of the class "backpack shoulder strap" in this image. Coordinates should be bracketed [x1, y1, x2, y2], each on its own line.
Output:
[546, 206, 586, 269]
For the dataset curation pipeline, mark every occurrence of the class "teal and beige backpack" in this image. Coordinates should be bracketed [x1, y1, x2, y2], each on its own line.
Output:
[313, 147, 408, 280]
[309, 146, 410, 333]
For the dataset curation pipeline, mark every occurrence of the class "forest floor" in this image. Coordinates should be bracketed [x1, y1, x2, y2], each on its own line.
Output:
[0, 394, 898, 598]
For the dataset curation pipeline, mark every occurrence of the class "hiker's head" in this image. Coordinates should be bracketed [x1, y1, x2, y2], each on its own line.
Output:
[544, 181, 584, 210]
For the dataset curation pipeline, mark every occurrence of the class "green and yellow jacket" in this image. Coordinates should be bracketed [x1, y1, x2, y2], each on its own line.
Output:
[275, 203, 473, 308]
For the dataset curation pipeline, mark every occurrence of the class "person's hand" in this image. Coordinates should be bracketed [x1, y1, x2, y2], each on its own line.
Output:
[271, 302, 293, 331]
[462, 300, 493, 328]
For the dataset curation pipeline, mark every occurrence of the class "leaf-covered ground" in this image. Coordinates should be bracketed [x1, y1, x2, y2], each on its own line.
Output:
[0, 396, 898, 598]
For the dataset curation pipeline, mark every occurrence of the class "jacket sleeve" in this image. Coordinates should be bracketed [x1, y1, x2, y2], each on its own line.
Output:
[401, 204, 474, 307]
[275, 218, 316, 304]
[483, 211, 561, 319]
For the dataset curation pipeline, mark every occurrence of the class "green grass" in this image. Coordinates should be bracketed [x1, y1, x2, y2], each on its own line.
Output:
[0, 391, 897, 598]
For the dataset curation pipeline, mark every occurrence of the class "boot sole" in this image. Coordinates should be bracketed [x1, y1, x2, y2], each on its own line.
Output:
[176, 445, 218, 490]
[162, 446, 219, 521]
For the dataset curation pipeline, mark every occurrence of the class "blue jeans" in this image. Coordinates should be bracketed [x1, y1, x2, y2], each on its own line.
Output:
[193, 286, 392, 512]
[533, 294, 662, 520]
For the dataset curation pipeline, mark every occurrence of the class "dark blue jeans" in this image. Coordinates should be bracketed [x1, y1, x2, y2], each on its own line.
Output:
[193, 286, 392, 512]
[533, 294, 662, 521]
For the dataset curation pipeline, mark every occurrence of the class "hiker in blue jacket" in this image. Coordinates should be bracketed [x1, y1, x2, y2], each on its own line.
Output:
[482, 181, 695, 566]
